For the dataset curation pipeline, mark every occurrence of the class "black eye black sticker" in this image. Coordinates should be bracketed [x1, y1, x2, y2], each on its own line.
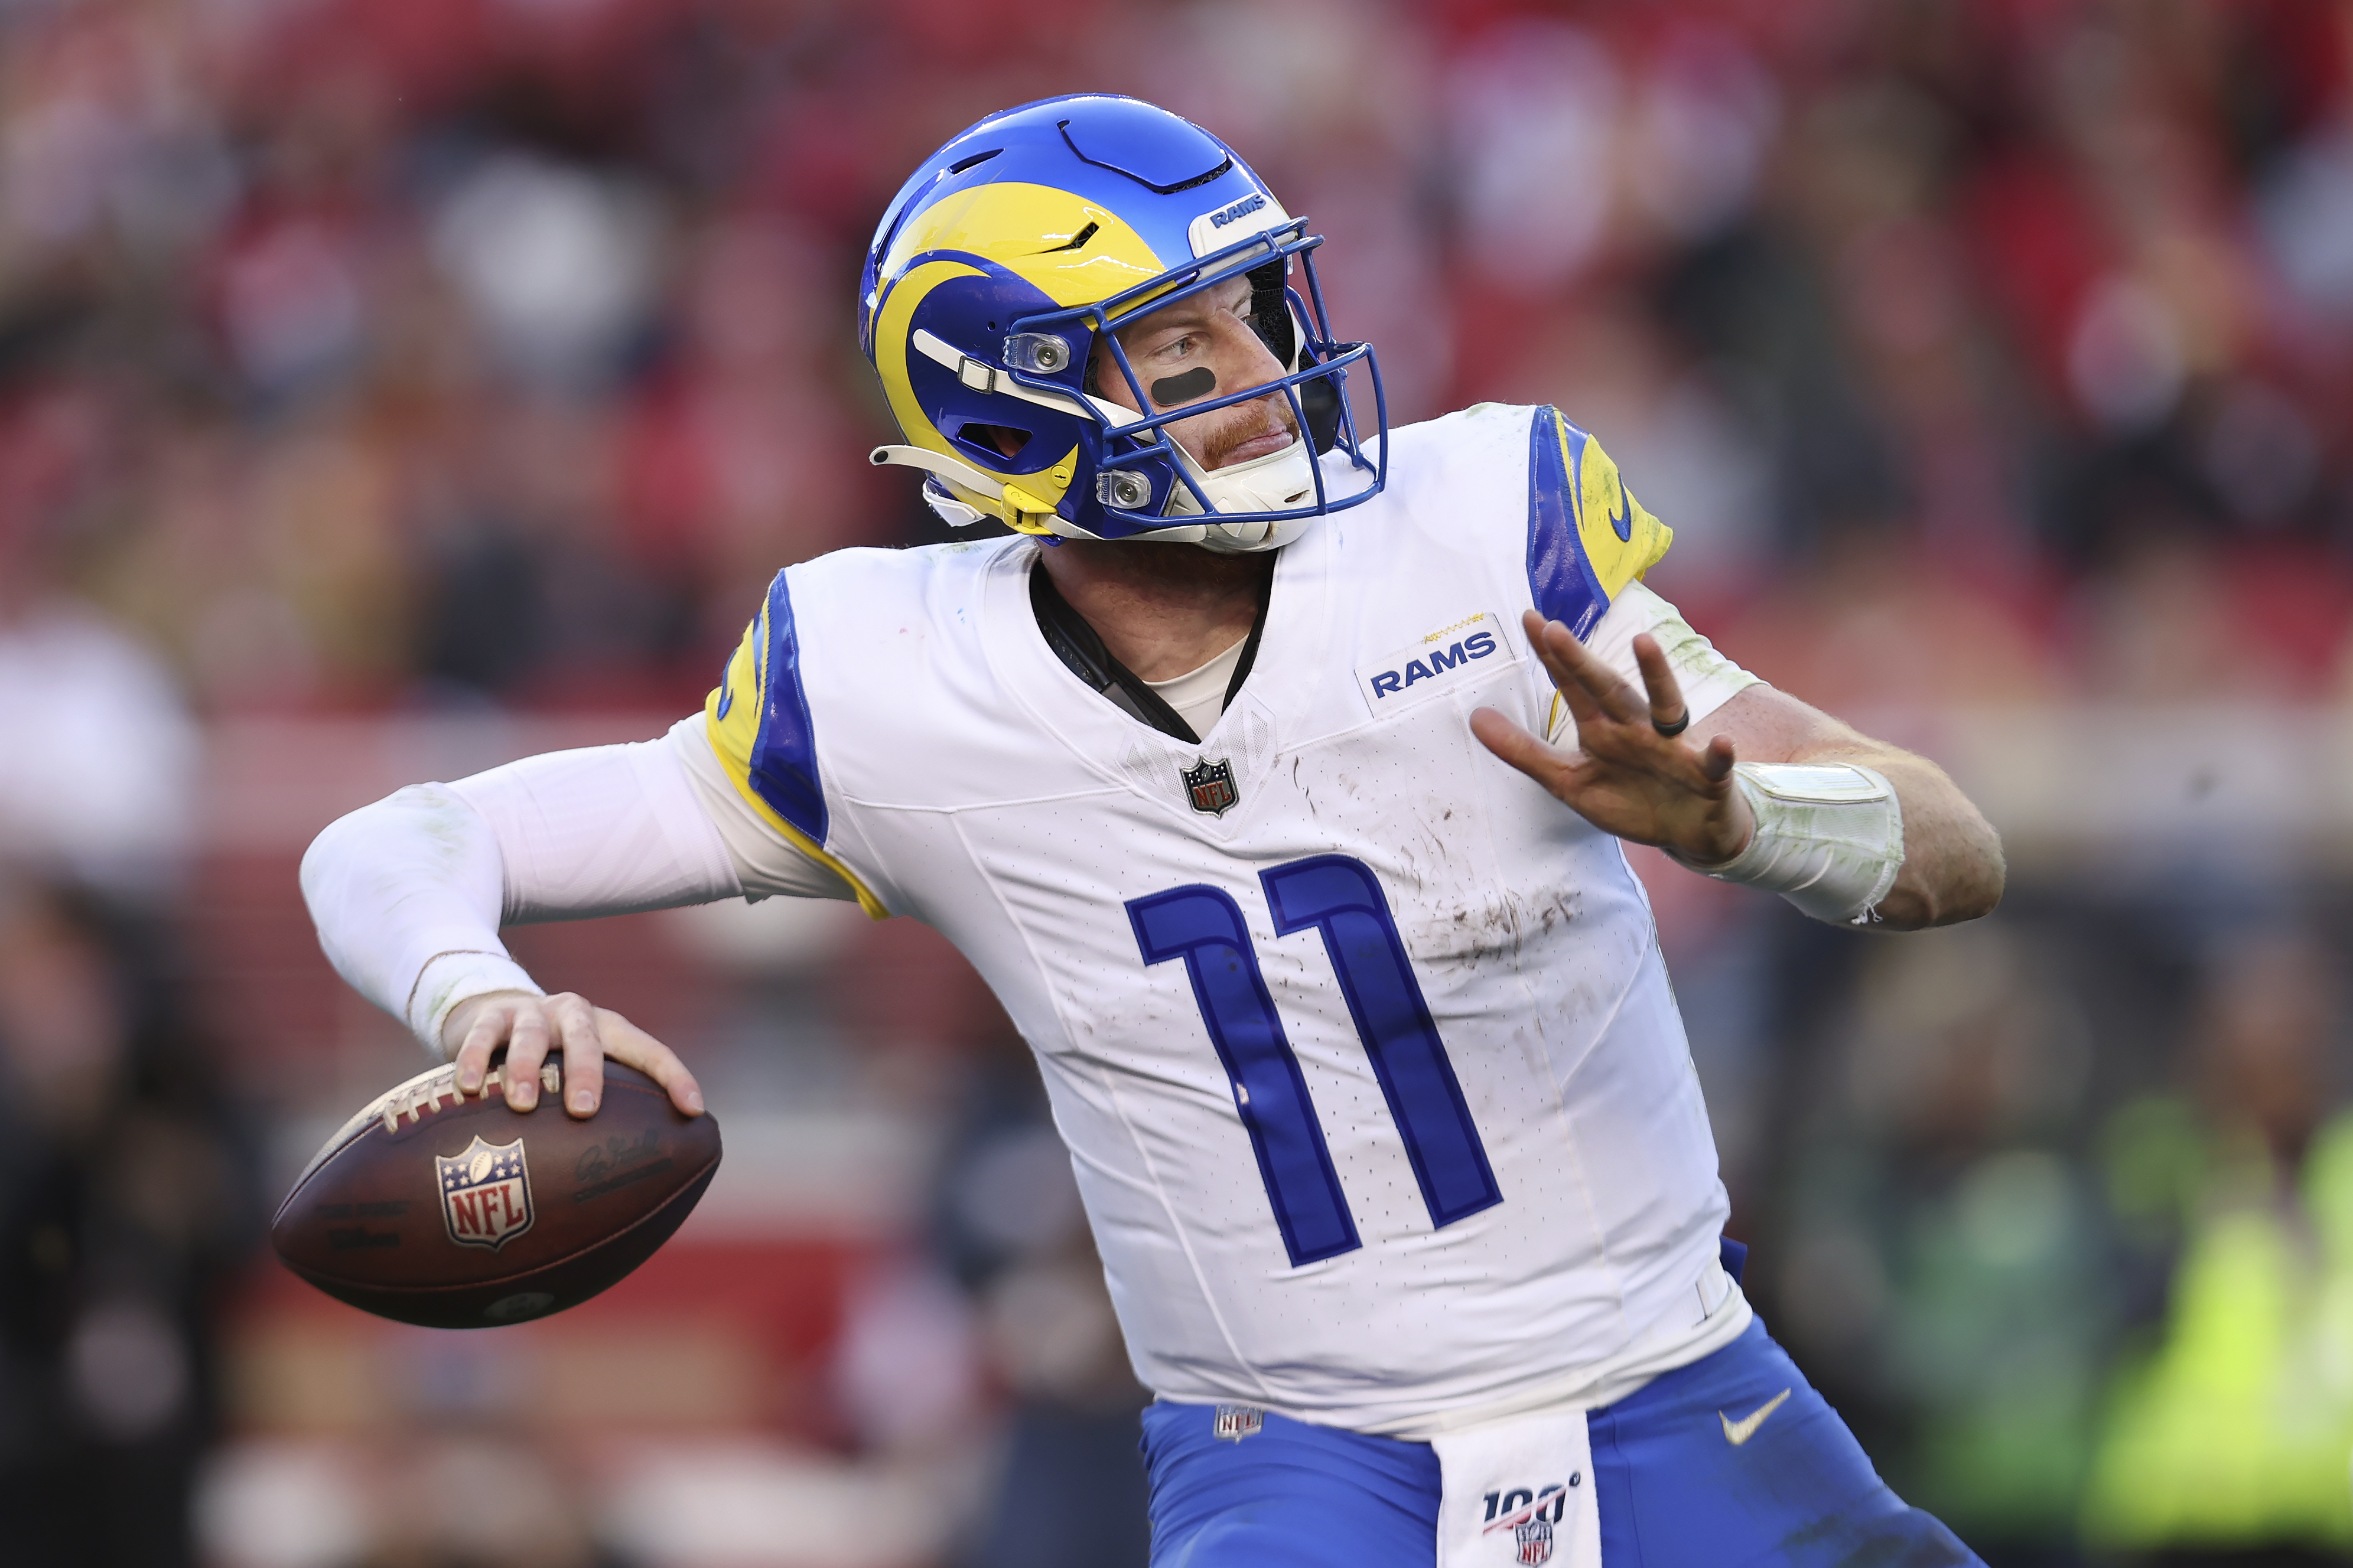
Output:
[1152, 367, 1217, 406]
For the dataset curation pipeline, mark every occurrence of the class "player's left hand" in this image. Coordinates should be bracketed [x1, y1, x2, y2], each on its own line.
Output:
[1470, 610, 1755, 865]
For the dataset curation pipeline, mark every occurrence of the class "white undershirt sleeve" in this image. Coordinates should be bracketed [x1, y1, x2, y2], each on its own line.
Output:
[301, 722, 764, 1056]
[1551, 581, 1762, 745]
[447, 722, 742, 922]
[301, 780, 538, 1057]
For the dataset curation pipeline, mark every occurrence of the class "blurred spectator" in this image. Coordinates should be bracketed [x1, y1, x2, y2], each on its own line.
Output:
[0, 877, 258, 1568]
[0, 393, 199, 903]
[932, 1028, 1150, 1568]
[351, 1428, 635, 1568]
[1770, 922, 2108, 1564]
[2081, 931, 2353, 1558]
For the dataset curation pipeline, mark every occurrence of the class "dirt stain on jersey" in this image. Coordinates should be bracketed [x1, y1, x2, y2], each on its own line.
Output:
[1413, 888, 1580, 969]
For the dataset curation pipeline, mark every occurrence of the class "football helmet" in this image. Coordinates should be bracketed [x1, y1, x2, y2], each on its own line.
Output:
[858, 94, 1386, 551]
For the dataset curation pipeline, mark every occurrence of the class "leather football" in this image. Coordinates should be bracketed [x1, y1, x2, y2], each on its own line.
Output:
[272, 1058, 721, 1328]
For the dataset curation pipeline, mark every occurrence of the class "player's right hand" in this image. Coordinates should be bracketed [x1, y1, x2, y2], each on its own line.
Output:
[1471, 611, 1755, 865]
[440, 990, 705, 1122]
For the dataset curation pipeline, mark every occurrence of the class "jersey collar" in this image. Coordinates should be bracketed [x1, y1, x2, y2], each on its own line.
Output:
[981, 520, 1333, 815]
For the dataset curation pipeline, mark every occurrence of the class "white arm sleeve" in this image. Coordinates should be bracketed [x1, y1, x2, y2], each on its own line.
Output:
[301, 781, 539, 1057]
[300, 722, 757, 1056]
[447, 722, 743, 923]
[1552, 581, 1762, 744]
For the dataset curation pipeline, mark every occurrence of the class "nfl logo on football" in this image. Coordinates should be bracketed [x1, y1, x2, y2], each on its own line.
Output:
[1514, 1515, 1553, 1566]
[437, 1136, 535, 1251]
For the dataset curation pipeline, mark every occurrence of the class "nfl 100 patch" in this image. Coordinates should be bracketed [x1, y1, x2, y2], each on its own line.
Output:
[1182, 757, 1238, 817]
[1482, 1482, 1571, 1566]
[437, 1135, 535, 1251]
[1212, 1404, 1264, 1442]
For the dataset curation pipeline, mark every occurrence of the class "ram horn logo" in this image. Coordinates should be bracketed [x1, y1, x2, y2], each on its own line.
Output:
[1182, 757, 1238, 817]
[437, 1136, 535, 1251]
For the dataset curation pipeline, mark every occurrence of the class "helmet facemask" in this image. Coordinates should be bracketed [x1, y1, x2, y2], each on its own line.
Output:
[1016, 221, 1384, 552]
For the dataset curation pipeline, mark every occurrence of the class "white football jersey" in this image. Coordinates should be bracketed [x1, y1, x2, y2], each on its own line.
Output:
[704, 404, 1750, 1433]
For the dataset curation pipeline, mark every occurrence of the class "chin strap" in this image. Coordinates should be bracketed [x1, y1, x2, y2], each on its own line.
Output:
[868, 442, 996, 496]
[874, 425, 1333, 550]
[868, 444, 1078, 537]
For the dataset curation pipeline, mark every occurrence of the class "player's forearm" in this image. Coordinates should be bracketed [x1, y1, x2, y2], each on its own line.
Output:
[1787, 736, 2003, 930]
[300, 727, 747, 1053]
[300, 785, 542, 1051]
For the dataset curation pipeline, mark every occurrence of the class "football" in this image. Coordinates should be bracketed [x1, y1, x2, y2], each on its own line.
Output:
[272, 1057, 721, 1328]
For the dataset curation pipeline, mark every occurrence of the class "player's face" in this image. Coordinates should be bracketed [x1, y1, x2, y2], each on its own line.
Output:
[1093, 276, 1298, 470]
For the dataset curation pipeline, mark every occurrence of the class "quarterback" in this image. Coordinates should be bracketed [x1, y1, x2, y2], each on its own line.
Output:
[302, 97, 2002, 1566]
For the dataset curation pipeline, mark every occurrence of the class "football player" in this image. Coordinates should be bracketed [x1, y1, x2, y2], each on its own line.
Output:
[303, 96, 2001, 1566]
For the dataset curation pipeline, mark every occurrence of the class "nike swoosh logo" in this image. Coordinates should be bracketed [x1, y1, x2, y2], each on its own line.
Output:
[1607, 491, 1633, 543]
[1719, 1388, 1791, 1446]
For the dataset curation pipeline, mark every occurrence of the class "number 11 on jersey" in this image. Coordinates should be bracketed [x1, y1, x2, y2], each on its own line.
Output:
[1128, 855, 1503, 1267]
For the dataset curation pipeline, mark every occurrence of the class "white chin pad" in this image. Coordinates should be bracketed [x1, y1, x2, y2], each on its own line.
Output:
[1197, 519, 1280, 552]
[1166, 438, 1317, 515]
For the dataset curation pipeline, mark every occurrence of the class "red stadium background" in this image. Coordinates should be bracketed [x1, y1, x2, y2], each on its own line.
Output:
[4, 2, 2353, 1564]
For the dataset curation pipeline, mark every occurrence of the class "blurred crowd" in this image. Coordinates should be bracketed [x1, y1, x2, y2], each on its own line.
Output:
[5, 0, 2353, 714]
[3, 0, 2353, 1564]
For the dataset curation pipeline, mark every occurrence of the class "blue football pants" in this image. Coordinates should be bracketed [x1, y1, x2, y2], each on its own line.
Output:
[1140, 1317, 1982, 1567]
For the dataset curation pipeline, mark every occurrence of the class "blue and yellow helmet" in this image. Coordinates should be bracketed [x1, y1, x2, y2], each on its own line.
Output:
[859, 94, 1386, 551]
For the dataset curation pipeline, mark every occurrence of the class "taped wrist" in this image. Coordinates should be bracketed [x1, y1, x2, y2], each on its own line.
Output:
[1672, 763, 1904, 925]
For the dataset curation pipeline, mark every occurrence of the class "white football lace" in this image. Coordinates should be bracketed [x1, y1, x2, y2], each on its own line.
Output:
[377, 1061, 562, 1136]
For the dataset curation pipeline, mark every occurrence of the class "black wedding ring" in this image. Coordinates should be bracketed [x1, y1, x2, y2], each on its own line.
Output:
[1652, 709, 1691, 738]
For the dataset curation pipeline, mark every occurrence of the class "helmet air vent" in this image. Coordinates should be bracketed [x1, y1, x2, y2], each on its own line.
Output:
[948, 148, 1002, 174]
[953, 421, 1030, 461]
[1038, 221, 1099, 255]
[1056, 98, 1236, 194]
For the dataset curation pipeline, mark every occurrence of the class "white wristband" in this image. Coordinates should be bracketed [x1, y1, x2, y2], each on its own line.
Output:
[1673, 762, 1904, 925]
[407, 951, 545, 1058]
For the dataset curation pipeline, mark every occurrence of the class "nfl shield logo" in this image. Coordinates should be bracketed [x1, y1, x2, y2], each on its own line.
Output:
[1182, 757, 1238, 817]
[1212, 1404, 1263, 1442]
[436, 1136, 535, 1251]
[1514, 1518, 1553, 1566]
